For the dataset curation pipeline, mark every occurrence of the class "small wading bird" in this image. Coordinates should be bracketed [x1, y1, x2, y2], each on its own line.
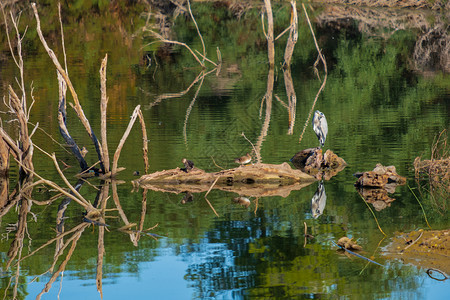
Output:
[234, 153, 252, 166]
[181, 158, 194, 173]
[313, 110, 328, 147]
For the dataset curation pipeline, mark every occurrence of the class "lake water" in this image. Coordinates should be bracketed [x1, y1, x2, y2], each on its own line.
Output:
[0, 2, 449, 299]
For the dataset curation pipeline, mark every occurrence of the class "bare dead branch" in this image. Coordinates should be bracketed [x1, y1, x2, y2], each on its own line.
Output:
[263, 0, 275, 67]
[137, 109, 149, 174]
[111, 105, 141, 175]
[100, 54, 110, 174]
[31, 3, 105, 172]
[187, 0, 206, 64]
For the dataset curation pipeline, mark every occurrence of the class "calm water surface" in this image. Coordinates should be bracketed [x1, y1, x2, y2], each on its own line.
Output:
[0, 2, 449, 299]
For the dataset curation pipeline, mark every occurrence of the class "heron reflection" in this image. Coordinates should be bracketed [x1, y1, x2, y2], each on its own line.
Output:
[313, 110, 328, 147]
[311, 181, 326, 219]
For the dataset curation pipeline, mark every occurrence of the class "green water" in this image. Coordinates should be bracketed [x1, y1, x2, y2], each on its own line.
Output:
[0, 2, 448, 299]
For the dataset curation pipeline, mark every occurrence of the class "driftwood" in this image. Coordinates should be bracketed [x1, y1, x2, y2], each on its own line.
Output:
[132, 162, 317, 197]
[290, 148, 347, 180]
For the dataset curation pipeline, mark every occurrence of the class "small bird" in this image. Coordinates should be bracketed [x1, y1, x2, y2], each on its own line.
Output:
[234, 153, 252, 166]
[181, 158, 194, 173]
[312, 110, 328, 147]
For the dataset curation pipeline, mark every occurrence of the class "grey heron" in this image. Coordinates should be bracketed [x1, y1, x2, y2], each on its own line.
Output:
[313, 110, 328, 147]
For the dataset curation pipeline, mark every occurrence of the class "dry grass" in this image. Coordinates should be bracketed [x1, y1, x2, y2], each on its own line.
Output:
[414, 130, 449, 213]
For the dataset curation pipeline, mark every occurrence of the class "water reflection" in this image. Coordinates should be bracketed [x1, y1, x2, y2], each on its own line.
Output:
[311, 181, 327, 219]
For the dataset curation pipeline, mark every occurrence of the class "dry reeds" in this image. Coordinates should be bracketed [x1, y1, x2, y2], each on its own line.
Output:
[414, 129, 449, 213]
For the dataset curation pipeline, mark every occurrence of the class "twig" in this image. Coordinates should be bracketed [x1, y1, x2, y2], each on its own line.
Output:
[195, 49, 217, 67]
[408, 184, 432, 229]
[183, 73, 205, 146]
[57, 2, 68, 73]
[333, 241, 384, 267]
[205, 197, 219, 218]
[112, 182, 138, 246]
[27, 121, 71, 154]
[426, 268, 448, 281]
[187, 0, 206, 65]
[112, 105, 141, 175]
[137, 109, 149, 174]
[147, 68, 215, 108]
[358, 193, 386, 236]
[36, 229, 84, 299]
[205, 176, 220, 198]
[16, 222, 88, 265]
[204, 176, 220, 217]
[77, 160, 101, 177]
[359, 235, 386, 275]
[32, 144, 93, 209]
[144, 33, 204, 67]
[4, 9, 27, 117]
[275, 26, 291, 41]
[210, 156, 225, 170]
[261, 13, 267, 38]
[274, 94, 288, 108]
[240, 132, 258, 160]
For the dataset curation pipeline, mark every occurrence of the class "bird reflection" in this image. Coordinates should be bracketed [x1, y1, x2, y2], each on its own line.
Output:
[181, 192, 194, 204]
[311, 181, 326, 219]
[232, 196, 251, 208]
[313, 110, 328, 147]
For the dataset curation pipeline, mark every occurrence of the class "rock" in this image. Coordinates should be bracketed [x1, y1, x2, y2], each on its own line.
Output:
[290, 148, 346, 180]
[355, 164, 406, 188]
